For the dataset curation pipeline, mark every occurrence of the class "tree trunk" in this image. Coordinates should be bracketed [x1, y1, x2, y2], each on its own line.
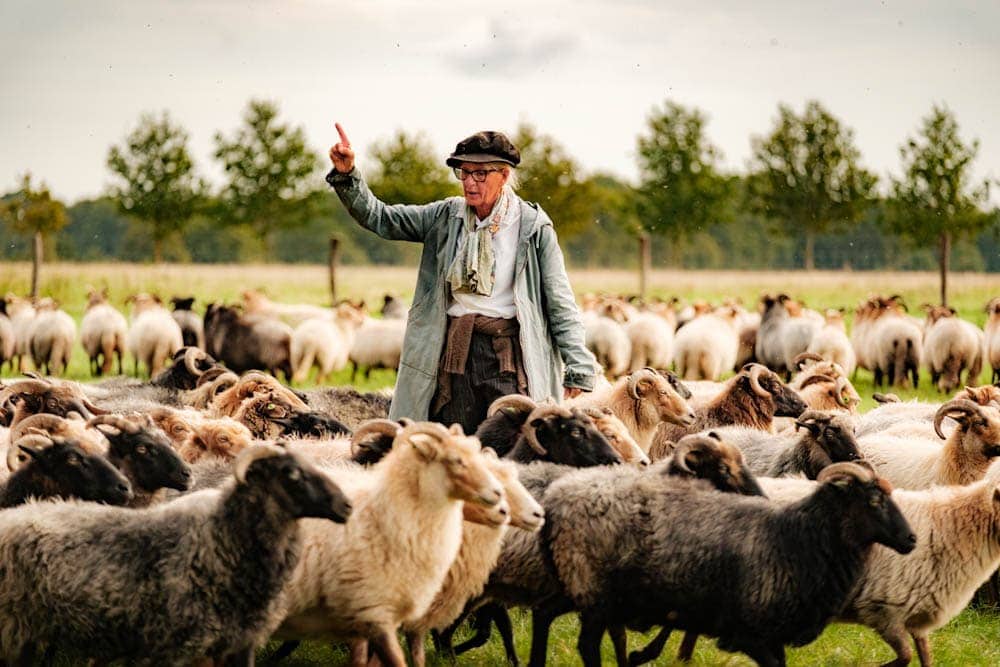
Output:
[30, 232, 43, 298]
[153, 238, 163, 264]
[638, 233, 651, 299]
[670, 237, 684, 269]
[803, 230, 816, 271]
[939, 230, 950, 307]
[328, 236, 340, 303]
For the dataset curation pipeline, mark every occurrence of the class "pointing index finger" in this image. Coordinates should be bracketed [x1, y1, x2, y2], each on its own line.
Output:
[335, 122, 351, 148]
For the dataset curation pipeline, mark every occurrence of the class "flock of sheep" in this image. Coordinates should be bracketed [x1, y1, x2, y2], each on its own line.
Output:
[0, 288, 999, 666]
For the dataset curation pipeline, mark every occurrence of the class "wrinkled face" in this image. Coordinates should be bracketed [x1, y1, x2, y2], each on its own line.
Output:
[457, 161, 508, 214]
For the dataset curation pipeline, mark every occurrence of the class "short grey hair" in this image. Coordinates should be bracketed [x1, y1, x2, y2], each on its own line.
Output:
[487, 161, 519, 191]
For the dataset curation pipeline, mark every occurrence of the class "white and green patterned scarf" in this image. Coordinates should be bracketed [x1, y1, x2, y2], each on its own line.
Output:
[446, 186, 514, 296]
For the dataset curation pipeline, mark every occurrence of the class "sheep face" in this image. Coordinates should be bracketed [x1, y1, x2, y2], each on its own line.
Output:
[668, 433, 765, 497]
[633, 370, 696, 426]
[794, 413, 863, 476]
[528, 410, 622, 467]
[755, 371, 808, 417]
[178, 420, 251, 463]
[405, 427, 504, 508]
[239, 450, 352, 523]
[270, 410, 352, 439]
[149, 408, 197, 447]
[97, 424, 193, 494]
[20, 440, 133, 506]
[955, 406, 1000, 460]
[585, 408, 649, 466]
[485, 455, 544, 531]
[0, 380, 102, 426]
[818, 466, 915, 555]
[956, 385, 1000, 408]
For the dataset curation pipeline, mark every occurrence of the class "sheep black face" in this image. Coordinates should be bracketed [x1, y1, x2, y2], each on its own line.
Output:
[668, 433, 766, 497]
[795, 412, 863, 475]
[528, 410, 621, 467]
[759, 374, 808, 417]
[237, 450, 352, 523]
[271, 410, 352, 439]
[21, 440, 134, 506]
[817, 463, 916, 555]
[108, 430, 192, 493]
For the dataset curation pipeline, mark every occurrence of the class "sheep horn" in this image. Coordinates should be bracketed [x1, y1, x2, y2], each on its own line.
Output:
[197, 367, 233, 387]
[933, 399, 982, 440]
[233, 443, 289, 484]
[86, 414, 140, 435]
[349, 419, 403, 457]
[794, 410, 833, 432]
[747, 364, 770, 398]
[627, 368, 659, 400]
[183, 347, 207, 376]
[521, 405, 571, 456]
[396, 421, 453, 459]
[10, 413, 67, 443]
[798, 373, 836, 390]
[817, 461, 874, 484]
[793, 352, 824, 369]
[8, 433, 55, 471]
[670, 434, 719, 476]
[834, 377, 855, 408]
[486, 394, 538, 418]
[872, 392, 900, 404]
[0, 379, 51, 404]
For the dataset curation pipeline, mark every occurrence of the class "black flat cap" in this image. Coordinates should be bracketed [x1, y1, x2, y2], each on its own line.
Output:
[446, 131, 521, 168]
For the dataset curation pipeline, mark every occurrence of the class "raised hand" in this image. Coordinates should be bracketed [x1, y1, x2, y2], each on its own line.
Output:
[329, 122, 355, 173]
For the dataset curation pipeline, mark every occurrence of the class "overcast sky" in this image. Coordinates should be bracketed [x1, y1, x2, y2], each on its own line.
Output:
[2, 0, 998, 204]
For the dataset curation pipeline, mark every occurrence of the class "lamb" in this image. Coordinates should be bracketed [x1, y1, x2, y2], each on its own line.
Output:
[169, 296, 205, 350]
[402, 451, 545, 667]
[922, 304, 984, 392]
[290, 303, 366, 384]
[80, 288, 128, 376]
[710, 410, 863, 479]
[0, 444, 352, 665]
[651, 363, 808, 455]
[806, 308, 857, 375]
[349, 316, 406, 381]
[27, 300, 76, 376]
[0, 435, 133, 508]
[986, 297, 1000, 384]
[569, 368, 696, 453]
[859, 399, 1000, 488]
[542, 462, 915, 667]
[272, 422, 503, 667]
[126, 293, 184, 378]
[203, 303, 293, 379]
[672, 309, 740, 381]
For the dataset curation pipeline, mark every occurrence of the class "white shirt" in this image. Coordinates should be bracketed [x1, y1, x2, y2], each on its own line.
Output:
[447, 204, 521, 319]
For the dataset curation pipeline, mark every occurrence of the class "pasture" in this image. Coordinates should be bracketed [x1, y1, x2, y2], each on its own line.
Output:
[2, 262, 1000, 665]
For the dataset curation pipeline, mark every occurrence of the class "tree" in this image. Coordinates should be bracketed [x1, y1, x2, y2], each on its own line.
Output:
[107, 112, 201, 263]
[214, 100, 320, 259]
[886, 104, 993, 305]
[635, 101, 731, 266]
[749, 100, 876, 270]
[512, 123, 597, 239]
[367, 129, 457, 204]
[0, 174, 68, 296]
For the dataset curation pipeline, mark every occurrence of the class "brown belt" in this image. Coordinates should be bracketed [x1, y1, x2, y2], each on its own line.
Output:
[432, 314, 529, 415]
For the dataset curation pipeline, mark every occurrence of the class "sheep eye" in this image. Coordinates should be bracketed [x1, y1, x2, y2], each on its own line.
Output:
[67, 455, 81, 467]
[136, 445, 147, 455]
[286, 468, 301, 480]
[869, 497, 883, 508]
[219, 435, 229, 443]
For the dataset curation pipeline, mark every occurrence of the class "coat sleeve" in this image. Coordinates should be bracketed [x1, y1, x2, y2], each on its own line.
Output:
[326, 167, 446, 242]
[536, 223, 598, 391]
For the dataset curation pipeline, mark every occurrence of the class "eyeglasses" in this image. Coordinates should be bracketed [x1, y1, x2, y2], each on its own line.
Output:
[453, 167, 501, 182]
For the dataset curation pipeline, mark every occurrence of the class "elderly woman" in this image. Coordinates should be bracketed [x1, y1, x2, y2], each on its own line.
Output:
[326, 124, 596, 432]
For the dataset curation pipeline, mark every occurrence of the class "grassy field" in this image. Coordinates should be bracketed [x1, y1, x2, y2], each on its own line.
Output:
[3, 262, 1000, 665]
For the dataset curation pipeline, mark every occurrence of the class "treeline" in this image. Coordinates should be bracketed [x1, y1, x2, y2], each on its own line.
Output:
[2, 98, 998, 284]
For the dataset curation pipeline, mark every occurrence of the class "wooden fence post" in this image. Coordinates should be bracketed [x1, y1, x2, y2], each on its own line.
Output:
[328, 237, 340, 303]
[638, 232, 651, 299]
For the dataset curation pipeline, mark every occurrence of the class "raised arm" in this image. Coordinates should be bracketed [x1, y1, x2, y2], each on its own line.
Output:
[326, 123, 444, 242]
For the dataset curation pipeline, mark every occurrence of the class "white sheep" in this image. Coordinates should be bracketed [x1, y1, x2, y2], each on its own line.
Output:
[584, 310, 631, 379]
[0, 312, 15, 373]
[125, 294, 183, 378]
[80, 290, 128, 376]
[806, 309, 856, 376]
[27, 301, 76, 376]
[349, 316, 406, 381]
[272, 422, 504, 667]
[922, 305, 984, 392]
[672, 310, 739, 381]
[241, 288, 334, 326]
[3, 294, 35, 372]
[986, 297, 1000, 384]
[290, 303, 365, 384]
[625, 309, 674, 373]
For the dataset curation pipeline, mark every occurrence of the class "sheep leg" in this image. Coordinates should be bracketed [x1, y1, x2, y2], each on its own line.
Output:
[876, 625, 913, 667]
[452, 605, 499, 656]
[607, 624, 628, 666]
[529, 598, 574, 667]
[269, 640, 300, 661]
[494, 605, 519, 666]
[912, 632, 932, 667]
[405, 630, 426, 667]
[678, 630, 698, 661]
[369, 631, 406, 667]
[626, 625, 672, 666]
[351, 640, 370, 667]
[576, 610, 606, 667]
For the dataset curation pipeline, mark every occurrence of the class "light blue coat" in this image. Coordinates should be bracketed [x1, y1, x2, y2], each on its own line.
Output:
[327, 168, 598, 420]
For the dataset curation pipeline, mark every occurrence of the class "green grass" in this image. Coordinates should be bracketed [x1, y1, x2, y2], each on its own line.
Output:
[4, 262, 1000, 665]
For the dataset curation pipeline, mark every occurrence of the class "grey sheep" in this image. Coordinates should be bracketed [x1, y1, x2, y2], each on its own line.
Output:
[0, 444, 352, 666]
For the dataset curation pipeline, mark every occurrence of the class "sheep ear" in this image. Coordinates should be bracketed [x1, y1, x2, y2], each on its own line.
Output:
[409, 434, 438, 461]
[481, 447, 499, 460]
